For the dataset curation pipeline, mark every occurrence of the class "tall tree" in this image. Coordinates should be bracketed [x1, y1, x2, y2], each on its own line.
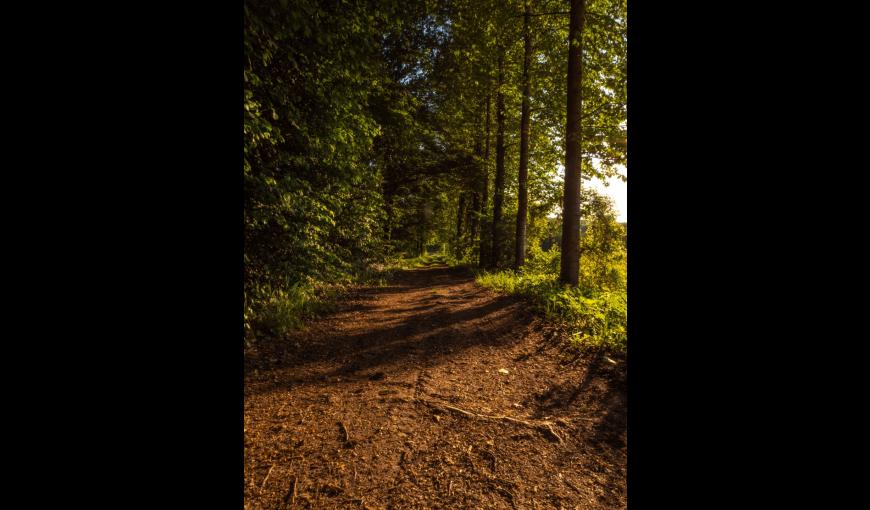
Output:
[514, 0, 532, 268]
[559, 0, 585, 286]
[469, 121, 483, 248]
[479, 94, 491, 268]
[455, 192, 466, 254]
[490, 48, 506, 268]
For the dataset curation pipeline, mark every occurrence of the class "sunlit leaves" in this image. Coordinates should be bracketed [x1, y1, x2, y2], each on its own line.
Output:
[243, 0, 626, 333]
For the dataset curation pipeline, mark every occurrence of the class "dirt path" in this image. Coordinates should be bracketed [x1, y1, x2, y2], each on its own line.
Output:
[245, 265, 626, 509]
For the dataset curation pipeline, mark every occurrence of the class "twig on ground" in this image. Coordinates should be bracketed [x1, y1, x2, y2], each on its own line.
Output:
[489, 482, 518, 509]
[416, 399, 565, 443]
[563, 477, 582, 493]
[339, 421, 350, 443]
[282, 476, 298, 508]
[481, 449, 497, 473]
[292, 477, 297, 505]
[260, 464, 274, 489]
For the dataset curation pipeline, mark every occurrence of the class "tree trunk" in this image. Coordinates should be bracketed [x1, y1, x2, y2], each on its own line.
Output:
[469, 191, 479, 243]
[515, 1, 532, 269]
[559, 0, 585, 286]
[491, 49, 506, 268]
[478, 94, 491, 268]
[456, 193, 466, 255]
[384, 188, 394, 242]
[470, 131, 482, 245]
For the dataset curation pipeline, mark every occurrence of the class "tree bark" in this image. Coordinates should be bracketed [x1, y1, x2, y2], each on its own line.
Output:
[491, 48, 506, 268]
[470, 130, 483, 245]
[515, 1, 532, 269]
[456, 193, 466, 255]
[479, 94, 491, 268]
[559, 0, 585, 286]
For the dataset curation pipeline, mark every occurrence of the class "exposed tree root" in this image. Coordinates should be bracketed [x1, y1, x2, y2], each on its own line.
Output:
[415, 398, 564, 443]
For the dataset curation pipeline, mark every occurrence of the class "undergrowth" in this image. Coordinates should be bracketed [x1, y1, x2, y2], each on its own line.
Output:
[246, 251, 458, 341]
[391, 252, 457, 269]
[246, 264, 396, 342]
[475, 245, 626, 353]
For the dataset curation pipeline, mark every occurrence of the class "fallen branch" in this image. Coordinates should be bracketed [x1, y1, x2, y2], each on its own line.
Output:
[415, 399, 564, 443]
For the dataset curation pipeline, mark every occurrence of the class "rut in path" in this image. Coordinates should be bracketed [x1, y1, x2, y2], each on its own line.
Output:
[244, 265, 626, 509]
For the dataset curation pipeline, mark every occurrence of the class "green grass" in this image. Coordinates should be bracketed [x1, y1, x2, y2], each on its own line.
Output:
[390, 251, 456, 269]
[246, 250, 459, 339]
[247, 247, 627, 355]
[248, 281, 346, 338]
[251, 283, 315, 336]
[475, 268, 627, 353]
[247, 262, 399, 340]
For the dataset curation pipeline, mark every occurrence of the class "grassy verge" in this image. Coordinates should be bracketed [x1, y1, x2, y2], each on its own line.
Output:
[246, 252, 456, 342]
[246, 264, 398, 342]
[393, 252, 456, 268]
[475, 268, 626, 353]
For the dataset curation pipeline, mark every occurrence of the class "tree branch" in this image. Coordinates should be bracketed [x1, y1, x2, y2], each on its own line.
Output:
[512, 11, 570, 17]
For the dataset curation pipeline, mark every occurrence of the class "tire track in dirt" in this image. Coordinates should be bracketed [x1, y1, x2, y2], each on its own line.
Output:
[244, 264, 626, 509]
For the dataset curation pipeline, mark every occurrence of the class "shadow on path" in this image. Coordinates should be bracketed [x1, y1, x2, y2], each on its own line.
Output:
[247, 265, 534, 396]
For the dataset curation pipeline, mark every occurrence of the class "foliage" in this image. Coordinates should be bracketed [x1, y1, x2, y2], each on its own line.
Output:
[243, 0, 627, 337]
[477, 256, 626, 352]
[244, 0, 421, 335]
[248, 280, 341, 338]
[390, 252, 458, 270]
[476, 189, 626, 352]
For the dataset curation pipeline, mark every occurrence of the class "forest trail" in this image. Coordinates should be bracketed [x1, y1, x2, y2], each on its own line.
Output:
[245, 264, 626, 509]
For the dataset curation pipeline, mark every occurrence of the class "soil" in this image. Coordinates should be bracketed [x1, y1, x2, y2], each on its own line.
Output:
[244, 264, 626, 509]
